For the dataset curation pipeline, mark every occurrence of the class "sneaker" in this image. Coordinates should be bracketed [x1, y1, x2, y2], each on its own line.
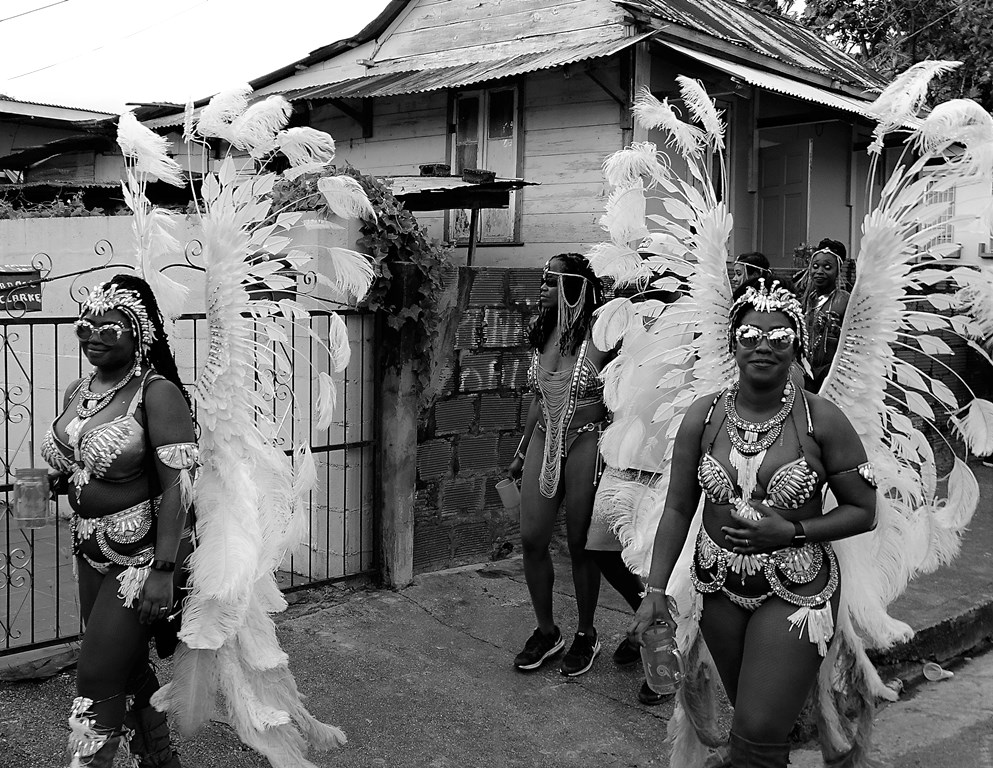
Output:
[612, 637, 641, 667]
[638, 679, 672, 705]
[560, 630, 601, 677]
[514, 626, 564, 671]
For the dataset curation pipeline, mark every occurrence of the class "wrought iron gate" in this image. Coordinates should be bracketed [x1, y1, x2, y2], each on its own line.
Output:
[1, 258, 377, 657]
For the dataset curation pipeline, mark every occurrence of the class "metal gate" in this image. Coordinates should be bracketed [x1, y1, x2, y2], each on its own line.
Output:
[1, 264, 377, 657]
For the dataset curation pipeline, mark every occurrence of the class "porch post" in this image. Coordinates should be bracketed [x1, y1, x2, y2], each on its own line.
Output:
[378, 331, 417, 588]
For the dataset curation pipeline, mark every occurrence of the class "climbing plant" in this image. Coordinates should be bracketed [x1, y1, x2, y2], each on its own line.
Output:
[270, 168, 451, 379]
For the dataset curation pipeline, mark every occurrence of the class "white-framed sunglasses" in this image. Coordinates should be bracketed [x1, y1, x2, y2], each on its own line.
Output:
[74, 319, 133, 345]
[735, 324, 796, 351]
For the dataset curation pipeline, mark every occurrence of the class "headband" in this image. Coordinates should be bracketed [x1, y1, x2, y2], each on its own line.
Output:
[81, 283, 156, 356]
[728, 278, 807, 357]
[810, 247, 844, 266]
[732, 259, 770, 274]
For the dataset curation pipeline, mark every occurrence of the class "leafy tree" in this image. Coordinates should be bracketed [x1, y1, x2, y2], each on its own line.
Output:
[741, 0, 993, 110]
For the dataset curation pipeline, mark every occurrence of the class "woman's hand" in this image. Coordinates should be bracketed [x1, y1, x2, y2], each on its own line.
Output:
[137, 570, 174, 625]
[721, 501, 794, 554]
[508, 455, 524, 480]
[628, 591, 675, 647]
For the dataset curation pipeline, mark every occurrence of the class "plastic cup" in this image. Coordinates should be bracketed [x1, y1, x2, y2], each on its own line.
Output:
[12, 467, 53, 529]
[922, 662, 953, 682]
[495, 478, 520, 509]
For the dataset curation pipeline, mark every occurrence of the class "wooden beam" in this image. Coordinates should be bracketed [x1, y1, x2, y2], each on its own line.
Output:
[328, 97, 374, 138]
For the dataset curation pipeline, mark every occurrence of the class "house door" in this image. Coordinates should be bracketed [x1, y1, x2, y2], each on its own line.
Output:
[758, 138, 811, 264]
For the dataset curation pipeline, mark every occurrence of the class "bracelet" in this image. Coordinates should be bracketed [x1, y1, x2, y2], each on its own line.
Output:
[791, 521, 807, 548]
[515, 451, 526, 460]
[639, 584, 666, 598]
[150, 559, 176, 573]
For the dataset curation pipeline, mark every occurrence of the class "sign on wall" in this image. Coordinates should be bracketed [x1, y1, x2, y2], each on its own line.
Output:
[0, 265, 43, 312]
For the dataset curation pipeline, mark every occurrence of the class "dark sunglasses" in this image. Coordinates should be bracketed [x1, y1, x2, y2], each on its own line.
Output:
[74, 319, 133, 345]
[735, 324, 796, 351]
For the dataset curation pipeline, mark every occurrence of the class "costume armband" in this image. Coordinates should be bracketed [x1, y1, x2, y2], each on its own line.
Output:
[155, 442, 199, 470]
[831, 461, 877, 488]
[155, 442, 199, 512]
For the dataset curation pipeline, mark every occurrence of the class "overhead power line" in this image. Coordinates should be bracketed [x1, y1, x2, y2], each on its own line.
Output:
[0, 0, 69, 24]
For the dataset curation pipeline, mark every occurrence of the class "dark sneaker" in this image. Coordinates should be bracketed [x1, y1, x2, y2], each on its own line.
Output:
[612, 637, 641, 667]
[514, 626, 564, 671]
[560, 630, 601, 677]
[638, 679, 672, 705]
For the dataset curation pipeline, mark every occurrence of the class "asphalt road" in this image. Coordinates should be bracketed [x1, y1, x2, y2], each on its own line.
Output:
[791, 646, 993, 768]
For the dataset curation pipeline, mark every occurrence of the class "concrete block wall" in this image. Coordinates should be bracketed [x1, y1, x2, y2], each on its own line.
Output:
[413, 267, 543, 574]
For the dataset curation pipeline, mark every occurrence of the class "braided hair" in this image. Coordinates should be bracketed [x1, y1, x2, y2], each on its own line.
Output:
[528, 253, 604, 356]
[106, 273, 192, 412]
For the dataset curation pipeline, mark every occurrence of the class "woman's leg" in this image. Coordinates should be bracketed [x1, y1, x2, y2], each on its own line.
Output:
[519, 429, 564, 635]
[75, 566, 152, 732]
[562, 430, 603, 635]
[698, 592, 751, 707]
[590, 550, 642, 611]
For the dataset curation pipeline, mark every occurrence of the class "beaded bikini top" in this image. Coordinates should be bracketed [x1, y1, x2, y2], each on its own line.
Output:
[41, 372, 160, 492]
[697, 389, 823, 510]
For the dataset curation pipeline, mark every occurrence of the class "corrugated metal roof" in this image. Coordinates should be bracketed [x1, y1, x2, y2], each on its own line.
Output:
[145, 33, 655, 129]
[662, 42, 875, 117]
[621, 0, 886, 92]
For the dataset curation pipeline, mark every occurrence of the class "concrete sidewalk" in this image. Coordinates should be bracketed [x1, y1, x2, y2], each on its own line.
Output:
[2, 464, 991, 768]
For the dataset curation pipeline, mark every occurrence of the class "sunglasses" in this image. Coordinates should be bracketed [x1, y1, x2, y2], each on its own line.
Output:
[74, 319, 133, 345]
[735, 324, 796, 351]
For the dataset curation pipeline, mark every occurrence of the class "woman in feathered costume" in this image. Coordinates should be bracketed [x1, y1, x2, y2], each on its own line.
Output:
[55, 88, 375, 768]
[44, 272, 196, 768]
[589, 65, 993, 768]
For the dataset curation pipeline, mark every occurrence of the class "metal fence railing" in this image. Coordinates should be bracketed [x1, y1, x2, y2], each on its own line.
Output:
[1, 308, 377, 657]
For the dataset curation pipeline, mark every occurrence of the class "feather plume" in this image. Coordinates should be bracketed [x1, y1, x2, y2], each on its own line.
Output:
[151, 645, 219, 737]
[315, 246, 375, 301]
[327, 313, 351, 372]
[283, 161, 332, 181]
[592, 297, 637, 349]
[182, 99, 196, 142]
[951, 398, 993, 456]
[599, 185, 649, 245]
[586, 241, 647, 286]
[317, 175, 376, 221]
[231, 96, 293, 158]
[676, 76, 725, 149]
[197, 84, 252, 142]
[913, 98, 993, 178]
[277, 127, 336, 167]
[631, 87, 704, 159]
[117, 111, 184, 187]
[865, 61, 961, 153]
[315, 371, 337, 430]
[601, 142, 671, 188]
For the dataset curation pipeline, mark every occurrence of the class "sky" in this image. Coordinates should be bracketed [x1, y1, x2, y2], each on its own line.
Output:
[0, 0, 392, 113]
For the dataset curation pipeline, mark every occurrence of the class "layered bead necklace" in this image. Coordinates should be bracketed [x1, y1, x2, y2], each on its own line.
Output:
[76, 361, 141, 419]
[725, 380, 795, 520]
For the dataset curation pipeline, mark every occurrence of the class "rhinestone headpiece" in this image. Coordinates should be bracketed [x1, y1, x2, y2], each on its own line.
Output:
[728, 278, 807, 357]
[81, 283, 156, 355]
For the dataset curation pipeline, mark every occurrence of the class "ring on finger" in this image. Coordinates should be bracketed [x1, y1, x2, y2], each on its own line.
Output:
[744, 538, 750, 547]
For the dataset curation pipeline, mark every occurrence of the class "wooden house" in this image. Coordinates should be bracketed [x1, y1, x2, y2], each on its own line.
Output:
[143, 0, 905, 268]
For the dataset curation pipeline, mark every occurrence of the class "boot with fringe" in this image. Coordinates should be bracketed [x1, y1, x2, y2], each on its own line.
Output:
[125, 706, 182, 768]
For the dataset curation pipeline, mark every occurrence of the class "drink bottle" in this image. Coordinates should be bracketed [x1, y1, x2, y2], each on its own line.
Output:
[640, 620, 682, 695]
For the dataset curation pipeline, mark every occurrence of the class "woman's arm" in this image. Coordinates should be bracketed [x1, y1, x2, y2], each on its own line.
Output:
[801, 396, 876, 541]
[629, 395, 709, 638]
[138, 378, 197, 624]
[509, 395, 541, 479]
[48, 378, 83, 497]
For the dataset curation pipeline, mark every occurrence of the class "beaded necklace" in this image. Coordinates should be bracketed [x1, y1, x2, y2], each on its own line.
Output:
[725, 381, 795, 519]
[76, 361, 140, 419]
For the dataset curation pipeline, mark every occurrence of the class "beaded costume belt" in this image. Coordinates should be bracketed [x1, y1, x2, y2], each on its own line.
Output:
[72, 498, 158, 568]
[690, 527, 838, 612]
